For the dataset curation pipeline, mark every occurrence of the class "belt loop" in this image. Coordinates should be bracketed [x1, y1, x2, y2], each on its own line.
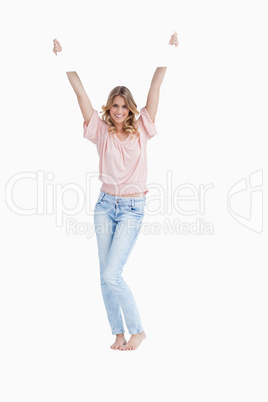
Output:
[131, 198, 134, 208]
[100, 192, 105, 202]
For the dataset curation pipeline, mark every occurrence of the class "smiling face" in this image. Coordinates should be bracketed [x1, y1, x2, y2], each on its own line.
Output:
[110, 95, 130, 128]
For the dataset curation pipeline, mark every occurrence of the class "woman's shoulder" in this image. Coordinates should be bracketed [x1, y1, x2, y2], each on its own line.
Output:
[137, 107, 157, 140]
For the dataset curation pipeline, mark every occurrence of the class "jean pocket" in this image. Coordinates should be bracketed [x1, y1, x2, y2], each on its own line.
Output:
[95, 192, 104, 206]
[128, 203, 144, 215]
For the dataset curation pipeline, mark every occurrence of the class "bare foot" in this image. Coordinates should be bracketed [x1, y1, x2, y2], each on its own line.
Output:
[110, 333, 127, 350]
[119, 331, 146, 351]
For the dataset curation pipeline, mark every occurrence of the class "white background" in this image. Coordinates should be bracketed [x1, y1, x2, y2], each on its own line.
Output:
[1, 0, 267, 401]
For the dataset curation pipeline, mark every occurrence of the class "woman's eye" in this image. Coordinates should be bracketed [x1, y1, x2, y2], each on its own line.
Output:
[113, 104, 127, 108]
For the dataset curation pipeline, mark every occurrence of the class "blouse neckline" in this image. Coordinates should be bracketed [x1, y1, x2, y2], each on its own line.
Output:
[112, 132, 131, 145]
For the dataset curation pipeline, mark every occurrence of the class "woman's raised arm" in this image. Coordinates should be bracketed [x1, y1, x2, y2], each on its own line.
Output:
[53, 39, 94, 125]
[145, 31, 179, 123]
[66, 72, 94, 125]
[145, 67, 167, 123]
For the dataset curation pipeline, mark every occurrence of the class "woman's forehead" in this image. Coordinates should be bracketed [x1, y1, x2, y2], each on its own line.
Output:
[112, 95, 126, 104]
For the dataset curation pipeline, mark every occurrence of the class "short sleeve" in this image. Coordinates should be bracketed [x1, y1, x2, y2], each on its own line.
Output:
[138, 107, 158, 141]
[83, 110, 107, 145]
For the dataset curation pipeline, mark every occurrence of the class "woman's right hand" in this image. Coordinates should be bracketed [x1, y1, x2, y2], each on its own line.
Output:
[53, 38, 63, 55]
[168, 31, 179, 47]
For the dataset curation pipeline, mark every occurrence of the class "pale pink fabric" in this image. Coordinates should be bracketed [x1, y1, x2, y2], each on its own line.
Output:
[83, 107, 157, 196]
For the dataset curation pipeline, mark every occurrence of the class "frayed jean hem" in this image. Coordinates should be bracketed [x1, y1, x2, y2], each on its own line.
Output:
[128, 328, 144, 335]
[112, 330, 125, 335]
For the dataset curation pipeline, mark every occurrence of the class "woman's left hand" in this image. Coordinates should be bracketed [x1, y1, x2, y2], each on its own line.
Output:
[168, 31, 179, 47]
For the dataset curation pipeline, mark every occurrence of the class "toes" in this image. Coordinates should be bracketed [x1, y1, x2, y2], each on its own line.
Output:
[123, 344, 134, 351]
[120, 342, 138, 351]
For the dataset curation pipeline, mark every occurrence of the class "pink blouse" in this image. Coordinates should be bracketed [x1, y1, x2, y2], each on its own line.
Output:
[83, 107, 157, 196]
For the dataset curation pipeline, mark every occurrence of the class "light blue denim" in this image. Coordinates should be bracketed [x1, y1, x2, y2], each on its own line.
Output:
[93, 190, 146, 335]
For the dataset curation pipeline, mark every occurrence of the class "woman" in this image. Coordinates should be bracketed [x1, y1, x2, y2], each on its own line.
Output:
[52, 32, 178, 351]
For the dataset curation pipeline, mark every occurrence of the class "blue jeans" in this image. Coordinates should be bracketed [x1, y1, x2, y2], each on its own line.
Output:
[93, 190, 146, 335]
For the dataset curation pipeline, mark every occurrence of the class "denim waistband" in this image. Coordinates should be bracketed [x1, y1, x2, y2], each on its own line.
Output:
[98, 190, 146, 206]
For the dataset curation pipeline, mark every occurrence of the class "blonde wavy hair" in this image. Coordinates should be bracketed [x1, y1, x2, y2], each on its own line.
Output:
[100, 86, 140, 139]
